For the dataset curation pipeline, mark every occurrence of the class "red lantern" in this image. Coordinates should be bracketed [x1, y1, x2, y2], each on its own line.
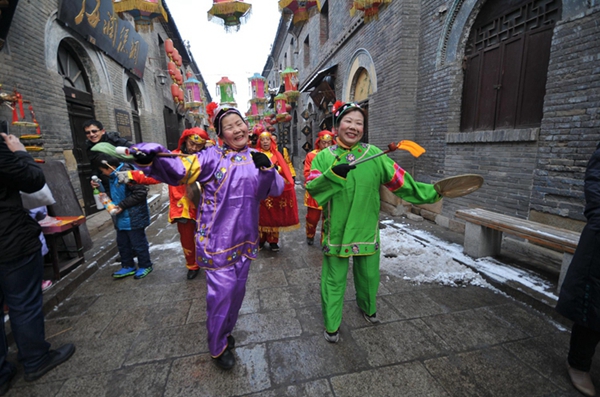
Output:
[165, 38, 175, 57]
[284, 114, 293, 122]
[178, 87, 185, 103]
[286, 104, 292, 112]
[171, 83, 180, 103]
[172, 48, 182, 67]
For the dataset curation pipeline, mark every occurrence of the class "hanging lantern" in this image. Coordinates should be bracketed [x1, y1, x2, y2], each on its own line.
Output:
[350, 0, 391, 22]
[274, 93, 289, 123]
[278, 0, 321, 24]
[207, 0, 252, 33]
[248, 73, 267, 100]
[177, 86, 185, 104]
[112, 0, 168, 32]
[281, 67, 300, 103]
[216, 76, 237, 107]
[184, 71, 203, 111]
[165, 38, 175, 57]
[172, 48, 182, 67]
[171, 83, 181, 104]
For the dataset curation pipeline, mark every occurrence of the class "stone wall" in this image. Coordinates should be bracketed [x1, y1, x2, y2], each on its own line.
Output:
[0, 1, 191, 208]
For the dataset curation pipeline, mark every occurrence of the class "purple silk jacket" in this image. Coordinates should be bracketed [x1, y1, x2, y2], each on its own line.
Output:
[135, 143, 284, 269]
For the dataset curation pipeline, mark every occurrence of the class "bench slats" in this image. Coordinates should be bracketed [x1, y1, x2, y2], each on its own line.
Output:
[455, 208, 580, 253]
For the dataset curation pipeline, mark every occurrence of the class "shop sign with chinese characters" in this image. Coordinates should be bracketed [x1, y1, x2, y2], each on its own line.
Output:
[58, 0, 148, 78]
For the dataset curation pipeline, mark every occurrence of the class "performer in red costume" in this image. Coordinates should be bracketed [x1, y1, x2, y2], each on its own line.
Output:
[169, 128, 214, 280]
[303, 130, 335, 245]
[255, 131, 300, 252]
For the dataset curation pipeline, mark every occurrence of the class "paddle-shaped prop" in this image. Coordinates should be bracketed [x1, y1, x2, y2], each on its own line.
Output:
[349, 140, 426, 166]
[433, 174, 484, 198]
[91, 142, 187, 161]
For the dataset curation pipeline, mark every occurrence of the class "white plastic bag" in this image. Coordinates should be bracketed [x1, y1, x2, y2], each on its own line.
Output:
[20, 183, 56, 210]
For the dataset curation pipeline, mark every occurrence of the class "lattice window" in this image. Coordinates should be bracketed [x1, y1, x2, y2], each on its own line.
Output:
[460, 0, 562, 132]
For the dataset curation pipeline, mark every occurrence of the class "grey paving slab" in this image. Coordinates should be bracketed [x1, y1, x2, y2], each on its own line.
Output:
[165, 345, 271, 397]
[423, 286, 508, 312]
[383, 290, 448, 319]
[8, 188, 596, 396]
[235, 309, 303, 344]
[330, 362, 449, 397]
[186, 298, 208, 324]
[101, 300, 192, 338]
[501, 331, 599, 394]
[422, 307, 528, 352]
[352, 319, 451, 367]
[245, 379, 334, 397]
[123, 323, 209, 365]
[259, 284, 321, 311]
[268, 334, 370, 385]
[246, 267, 288, 290]
[424, 346, 563, 396]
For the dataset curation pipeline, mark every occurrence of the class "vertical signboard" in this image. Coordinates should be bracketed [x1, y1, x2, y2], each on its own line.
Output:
[114, 109, 132, 140]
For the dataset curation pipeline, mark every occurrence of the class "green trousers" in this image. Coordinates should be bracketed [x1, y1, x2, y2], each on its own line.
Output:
[321, 254, 380, 333]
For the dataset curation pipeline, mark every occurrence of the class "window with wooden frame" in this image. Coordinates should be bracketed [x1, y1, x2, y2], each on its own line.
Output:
[460, 0, 561, 132]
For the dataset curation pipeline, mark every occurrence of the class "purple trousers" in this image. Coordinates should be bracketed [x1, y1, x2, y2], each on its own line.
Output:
[205, 256, 251, 357]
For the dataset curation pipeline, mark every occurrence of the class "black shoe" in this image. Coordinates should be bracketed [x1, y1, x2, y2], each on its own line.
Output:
[227, 335, 235, 349]
[24, 344, 75, 382]
[212, 348, 235, 370]
[187, 269, 200, 280]
[307, 237, 314, 245]
[259, 241, 265, 250]
[269, 243, 280, 252]
[0, 366, 16, 396]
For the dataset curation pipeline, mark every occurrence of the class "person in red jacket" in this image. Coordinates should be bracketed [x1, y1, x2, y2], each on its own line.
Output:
[303, 130, 335, 245]
[170, 128, 213, 279]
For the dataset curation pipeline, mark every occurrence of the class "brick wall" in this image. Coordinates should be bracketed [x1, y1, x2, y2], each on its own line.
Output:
[276, 0, 598, 230]
[0, 0, 190, 208]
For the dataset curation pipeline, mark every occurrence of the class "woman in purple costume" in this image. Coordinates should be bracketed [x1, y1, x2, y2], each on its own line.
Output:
[132, 104, 284, 370]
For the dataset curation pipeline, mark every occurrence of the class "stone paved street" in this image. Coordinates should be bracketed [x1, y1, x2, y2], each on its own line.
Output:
[4, 187, 597, 396]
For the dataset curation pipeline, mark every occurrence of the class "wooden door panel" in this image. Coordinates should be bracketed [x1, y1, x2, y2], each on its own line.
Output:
[496, 37, 524, 129]
[518, 26, 553, 127]
[461, 53, 482, 132]
[475, 46, 501, 131]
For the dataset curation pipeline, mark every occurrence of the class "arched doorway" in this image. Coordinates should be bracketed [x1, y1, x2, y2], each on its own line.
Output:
[350, 67, 371, 143]
[126, 78, 142, 143]
[58, 41, 98, 215]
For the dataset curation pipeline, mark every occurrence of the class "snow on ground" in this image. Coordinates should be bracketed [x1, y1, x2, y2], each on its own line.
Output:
[379, 219, 559, 301]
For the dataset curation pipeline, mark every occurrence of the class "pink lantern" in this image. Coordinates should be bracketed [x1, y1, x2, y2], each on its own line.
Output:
[184, 71, 203, 111]
[248, 73, 267, 99]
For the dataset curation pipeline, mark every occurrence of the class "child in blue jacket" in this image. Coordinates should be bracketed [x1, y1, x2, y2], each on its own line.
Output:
[93, 155, 153, 279]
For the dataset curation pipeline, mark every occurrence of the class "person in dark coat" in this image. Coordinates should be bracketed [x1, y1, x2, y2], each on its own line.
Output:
[83, 119, 131, 192]
[0, 133, 75, 393]
[556, 141, 600, 397]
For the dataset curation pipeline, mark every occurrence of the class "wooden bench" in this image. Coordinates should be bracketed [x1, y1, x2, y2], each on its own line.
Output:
[455, 208, 580, 292]
[39, 215, 86, 280]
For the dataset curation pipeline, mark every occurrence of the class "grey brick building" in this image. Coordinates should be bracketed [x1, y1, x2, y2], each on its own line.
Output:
[264, 0, 600, 233]
[0, 0, 210, 215]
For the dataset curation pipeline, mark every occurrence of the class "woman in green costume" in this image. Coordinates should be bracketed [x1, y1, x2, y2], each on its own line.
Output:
[305, 101, 442, 343]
